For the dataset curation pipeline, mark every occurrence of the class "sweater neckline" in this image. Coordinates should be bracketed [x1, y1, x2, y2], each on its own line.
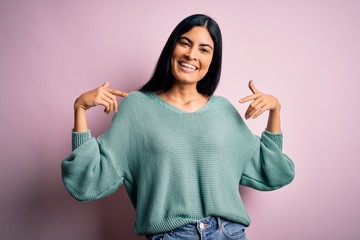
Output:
[150, 92, 214, 114]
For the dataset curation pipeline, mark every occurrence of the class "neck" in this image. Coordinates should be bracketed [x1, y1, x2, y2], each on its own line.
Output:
[156, 83, 209, 113]
[162, 83, 204, 103]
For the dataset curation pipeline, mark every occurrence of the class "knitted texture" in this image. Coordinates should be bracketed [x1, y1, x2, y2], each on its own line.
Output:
[61, 91, 295, 235]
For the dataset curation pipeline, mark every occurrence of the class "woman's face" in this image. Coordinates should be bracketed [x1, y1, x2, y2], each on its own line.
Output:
[171, 26, 214, 85]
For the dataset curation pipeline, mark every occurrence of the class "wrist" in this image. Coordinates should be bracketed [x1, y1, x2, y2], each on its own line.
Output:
[73, 101, 88, 132]
[74, 98, 87, 112]
[271, 103, 281, 112]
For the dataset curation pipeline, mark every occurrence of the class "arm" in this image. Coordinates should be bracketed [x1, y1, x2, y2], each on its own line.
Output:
[74, 107, 88, 133]
[62, 130, 125, 201]
[266, 107, 281, 133]
[240, 131, 295, 190]
[239, 80, 294, 190]
[62, 82, 130, 201]
[62, 97, 138, 201]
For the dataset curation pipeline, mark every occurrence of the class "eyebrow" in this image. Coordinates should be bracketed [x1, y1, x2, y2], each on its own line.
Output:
[179, 36, 213, 49]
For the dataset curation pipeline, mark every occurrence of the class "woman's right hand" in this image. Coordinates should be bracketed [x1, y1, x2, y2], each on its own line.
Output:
[74, 81, 128, 114]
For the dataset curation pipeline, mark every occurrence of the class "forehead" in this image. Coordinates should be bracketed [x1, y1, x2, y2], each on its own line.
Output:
[180, 27, 214, 46]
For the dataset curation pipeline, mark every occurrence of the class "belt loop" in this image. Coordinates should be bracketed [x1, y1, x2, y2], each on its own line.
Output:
[216, 216, 222, 230]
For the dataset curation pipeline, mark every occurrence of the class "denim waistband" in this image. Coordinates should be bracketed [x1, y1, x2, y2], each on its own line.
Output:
[146, 217, 247, 240]
[175, 216, 221, 233]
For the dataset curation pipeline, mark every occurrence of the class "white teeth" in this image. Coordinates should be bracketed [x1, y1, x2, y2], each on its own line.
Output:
[180, 62, 197, 70]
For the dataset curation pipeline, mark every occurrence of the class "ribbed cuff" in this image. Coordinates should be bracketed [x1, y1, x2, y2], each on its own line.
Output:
[262, 130, 283, 150]
[72, 129, 92, 150]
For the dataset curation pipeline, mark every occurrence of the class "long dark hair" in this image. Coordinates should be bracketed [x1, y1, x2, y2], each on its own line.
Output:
[139, 14, 222, 96]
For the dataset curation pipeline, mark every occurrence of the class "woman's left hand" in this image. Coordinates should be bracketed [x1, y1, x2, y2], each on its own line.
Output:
[239, 80, 281, 119]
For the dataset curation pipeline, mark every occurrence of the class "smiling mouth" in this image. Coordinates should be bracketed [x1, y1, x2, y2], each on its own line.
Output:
[179, 61, 198, 71]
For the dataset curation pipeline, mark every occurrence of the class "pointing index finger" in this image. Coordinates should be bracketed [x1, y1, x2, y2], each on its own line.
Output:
[239, 93, 260, 103]
[107, 88, 129, 97]
[249, 80, 260, 94]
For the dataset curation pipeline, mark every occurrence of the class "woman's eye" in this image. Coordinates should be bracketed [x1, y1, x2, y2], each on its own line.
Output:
[179, 41, 189, 47]
[201, 48, 210, 53]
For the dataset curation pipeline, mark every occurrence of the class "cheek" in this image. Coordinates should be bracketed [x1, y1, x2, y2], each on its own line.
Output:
[171, 56, 178, 72]
[172, 46, 181, 58]
[171, 49, 180, 68]
[203, 56, 213, 71]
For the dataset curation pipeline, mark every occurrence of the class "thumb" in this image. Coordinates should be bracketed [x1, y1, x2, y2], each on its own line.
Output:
[248, 80, 259, 94]
[102, 81, 109, 88]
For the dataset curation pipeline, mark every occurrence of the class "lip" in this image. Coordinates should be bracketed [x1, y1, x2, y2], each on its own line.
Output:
[178, 61, 198, 72]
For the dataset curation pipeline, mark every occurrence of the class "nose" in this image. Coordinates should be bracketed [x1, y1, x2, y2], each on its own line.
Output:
[185, 48, 198, 61]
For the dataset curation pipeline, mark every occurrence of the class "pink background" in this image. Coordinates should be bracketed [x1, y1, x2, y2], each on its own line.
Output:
[1, 0, 359, 239]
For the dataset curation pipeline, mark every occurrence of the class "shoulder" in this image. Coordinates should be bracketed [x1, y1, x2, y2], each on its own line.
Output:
[212, 95, 232, 104]
[116, 91, 157, 116]
[111, 91, 154, 124]
[211, 95, 238, 112]
[124, 90, 152, 101]
[212, 95, 254, 138]
[120, 91, 152, 106]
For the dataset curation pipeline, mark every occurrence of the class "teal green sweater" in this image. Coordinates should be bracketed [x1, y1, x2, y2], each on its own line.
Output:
[62, 91, 294, 235]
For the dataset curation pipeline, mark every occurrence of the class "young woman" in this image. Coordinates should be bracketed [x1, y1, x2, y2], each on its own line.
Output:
[62, 14, 295, 240]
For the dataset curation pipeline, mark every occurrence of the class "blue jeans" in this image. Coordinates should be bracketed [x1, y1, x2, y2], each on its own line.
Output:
[146, 216, 247, 240]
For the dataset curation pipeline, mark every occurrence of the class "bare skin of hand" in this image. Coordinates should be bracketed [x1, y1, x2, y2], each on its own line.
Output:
[74, 81, 128, 114]
[73, 81, 128, 132]
[239, 80, 281, 119]
[239, 80, 282, 133]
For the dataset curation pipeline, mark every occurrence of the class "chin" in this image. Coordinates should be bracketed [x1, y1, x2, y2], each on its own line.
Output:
[174, 77, 202, 85]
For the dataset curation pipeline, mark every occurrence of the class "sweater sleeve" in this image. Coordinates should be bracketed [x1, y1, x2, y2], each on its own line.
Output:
[240, 130, 295, 191]
[61, 95, 137, 201]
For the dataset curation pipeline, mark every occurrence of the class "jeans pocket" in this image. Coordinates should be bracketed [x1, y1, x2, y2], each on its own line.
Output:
[168, 228, 198, 239]
[146, 233, 167, 240]
[220, 218, 247, 240]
